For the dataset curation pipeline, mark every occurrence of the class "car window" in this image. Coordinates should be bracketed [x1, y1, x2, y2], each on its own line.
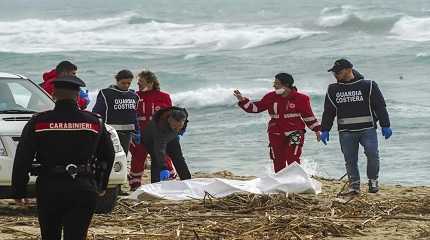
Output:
[8, 82, 32, 108]
[0, 78, 54, 113]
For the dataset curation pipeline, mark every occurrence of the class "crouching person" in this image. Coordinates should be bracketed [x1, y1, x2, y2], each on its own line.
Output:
[143, 107, 191, 183]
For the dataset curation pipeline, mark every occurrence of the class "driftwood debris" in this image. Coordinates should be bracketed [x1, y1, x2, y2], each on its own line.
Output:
[1, 176, 429, 240]
[85, 187, 430, 240]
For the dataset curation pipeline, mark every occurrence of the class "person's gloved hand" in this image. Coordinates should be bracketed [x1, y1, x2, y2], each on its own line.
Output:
[381, 127, 392, 139]
[79, 89, 90, 109]
[132, 131, 141, 144]
[79, 89, 90, 102]
[321, 131, 330, 145]
[160, 170, 170, 181]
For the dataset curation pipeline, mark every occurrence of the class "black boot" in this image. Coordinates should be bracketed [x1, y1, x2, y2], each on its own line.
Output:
[368, 179, 379, 193]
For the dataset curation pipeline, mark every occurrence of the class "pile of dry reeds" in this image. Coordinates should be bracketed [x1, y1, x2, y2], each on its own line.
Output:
[2, 177, 430, 240]
[86, 194, 368, 239]
[86, 181, 430, 240]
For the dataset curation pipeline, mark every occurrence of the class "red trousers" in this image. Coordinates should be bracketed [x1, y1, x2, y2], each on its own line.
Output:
[129, 141, 175, 189]
[268, 131, 305, 173]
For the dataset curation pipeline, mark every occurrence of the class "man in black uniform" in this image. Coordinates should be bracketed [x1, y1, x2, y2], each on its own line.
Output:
[12, 76, 115, 240]
[143, 107, 191, 183]
[92, 69, 139, 155]
[321, 59, 392, 195]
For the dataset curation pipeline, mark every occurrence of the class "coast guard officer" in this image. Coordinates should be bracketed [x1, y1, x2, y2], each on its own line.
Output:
[321, 59, 392, 195]
[92, 69, 139, 155]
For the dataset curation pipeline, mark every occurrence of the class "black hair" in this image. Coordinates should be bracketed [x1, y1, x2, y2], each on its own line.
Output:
[171, 109, 187, 122]
[55, 61, 77, 74]
[275, 72, 294, 88]
[115, 69, 134, 81]
[153, 106, 188, 122]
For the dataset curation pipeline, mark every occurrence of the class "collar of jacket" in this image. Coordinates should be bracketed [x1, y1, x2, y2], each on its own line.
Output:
[109, 85, 131, 92]
[338, 76, 362, 84]
[54, 99, 79, 111]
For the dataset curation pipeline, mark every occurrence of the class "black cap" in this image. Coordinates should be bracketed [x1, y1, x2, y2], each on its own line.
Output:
[328, 59, 353, 73]
[53, 76, 85, 90]
[275, 73, 294, 87]
[170, 109, 187, 122]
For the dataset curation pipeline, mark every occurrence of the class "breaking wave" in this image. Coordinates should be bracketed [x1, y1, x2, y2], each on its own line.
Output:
[0, 12, 324, 53]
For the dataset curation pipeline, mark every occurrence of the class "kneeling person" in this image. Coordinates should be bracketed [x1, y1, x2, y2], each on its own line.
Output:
[143, 107, 191, 183]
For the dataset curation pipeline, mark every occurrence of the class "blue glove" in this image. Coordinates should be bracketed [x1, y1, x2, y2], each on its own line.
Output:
[160, 170, 170, 181]
[132, 131, 141, 144]
[79, 89, 89, 100]
[321, 131, 329, 145]
[79, 89, 90, 105]
[381, 127, 392, 139]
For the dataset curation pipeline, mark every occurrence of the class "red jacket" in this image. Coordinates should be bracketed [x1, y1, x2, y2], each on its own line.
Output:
[239, 89, 321, 134]
[136, 90, 172, 131]
[41, 69, 88, 109]
[41, 69, 57, 96]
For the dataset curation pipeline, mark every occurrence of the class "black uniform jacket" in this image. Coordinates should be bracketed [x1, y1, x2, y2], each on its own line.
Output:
[12, 100, 115, 198]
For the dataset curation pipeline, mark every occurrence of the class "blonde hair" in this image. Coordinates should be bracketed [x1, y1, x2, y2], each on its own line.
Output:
[138, 70, 160, 90]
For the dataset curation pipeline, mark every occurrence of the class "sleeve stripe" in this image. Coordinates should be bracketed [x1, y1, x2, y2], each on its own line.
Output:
[309, 122, 320, 130]
[303, 116, 316, 122]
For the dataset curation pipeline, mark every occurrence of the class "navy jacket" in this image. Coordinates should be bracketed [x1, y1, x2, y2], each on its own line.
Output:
[321, 72, 390, 132]
[92, 85, 139, 132]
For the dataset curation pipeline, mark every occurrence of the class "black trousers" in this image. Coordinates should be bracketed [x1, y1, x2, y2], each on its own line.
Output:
[36, 178, 97, 240]
[148, 137, 191, 183]
[117, 131, 132, 155]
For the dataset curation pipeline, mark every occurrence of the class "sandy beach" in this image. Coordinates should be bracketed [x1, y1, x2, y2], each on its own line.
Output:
[1, 1, 430, 239]
[0, 171, 429, 240]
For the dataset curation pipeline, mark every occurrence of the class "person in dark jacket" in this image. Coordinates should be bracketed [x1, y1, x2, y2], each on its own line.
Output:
[12, 76, 115, 240]
[143, 107, 191, 183]
[321, 59, 392, 195]
[92, 69, 139, 155]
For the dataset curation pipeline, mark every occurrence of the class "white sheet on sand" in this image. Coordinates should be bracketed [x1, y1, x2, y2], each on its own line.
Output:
[127, 162, 321, 201]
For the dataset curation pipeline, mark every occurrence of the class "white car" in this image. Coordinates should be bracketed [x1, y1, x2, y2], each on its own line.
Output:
[0, 72, 127, 213]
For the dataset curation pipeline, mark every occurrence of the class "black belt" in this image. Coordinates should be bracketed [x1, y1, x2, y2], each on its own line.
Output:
[45, 164, 93, 179]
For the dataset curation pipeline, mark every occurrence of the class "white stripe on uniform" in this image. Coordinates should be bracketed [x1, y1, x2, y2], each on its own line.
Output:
[303, 116, 316, 122]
